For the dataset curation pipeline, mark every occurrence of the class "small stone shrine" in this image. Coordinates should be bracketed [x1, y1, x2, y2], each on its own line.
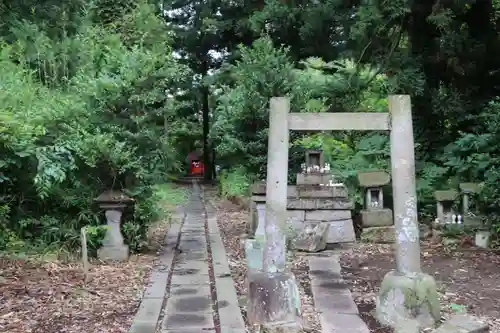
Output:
[358, 171, 394, 242]
[434, 189, 459, 224]
[94, 190, 134, 262]
[248, 150, 356, 245]
[459, 182, 483, 226]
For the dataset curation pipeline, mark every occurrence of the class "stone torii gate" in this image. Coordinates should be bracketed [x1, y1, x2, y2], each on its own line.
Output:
[257, 95, 440, 329]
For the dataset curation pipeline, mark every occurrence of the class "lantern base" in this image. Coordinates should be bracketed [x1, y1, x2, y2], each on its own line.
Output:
[375, 270, 440, 329]
[98, 244, 129, 262]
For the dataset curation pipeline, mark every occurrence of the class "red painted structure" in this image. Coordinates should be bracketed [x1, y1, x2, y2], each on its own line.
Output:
[187, 150, 205, 176]
[190, 160, 205, 176]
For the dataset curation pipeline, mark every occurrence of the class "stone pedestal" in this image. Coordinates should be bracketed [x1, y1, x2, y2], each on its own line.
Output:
[376, 271, 440, 329]
[247, 270, 302, 329]
[98, 209, 129, 262]
[361, 208, 393, 227]
[249, 183, 355, 245]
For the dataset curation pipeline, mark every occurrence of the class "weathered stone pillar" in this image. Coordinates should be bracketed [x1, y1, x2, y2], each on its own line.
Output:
[375, 95, 440, 329]
[247, 97, 301, 330]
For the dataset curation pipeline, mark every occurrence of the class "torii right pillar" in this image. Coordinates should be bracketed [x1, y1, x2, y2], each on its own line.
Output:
[375, 95, 440, 330]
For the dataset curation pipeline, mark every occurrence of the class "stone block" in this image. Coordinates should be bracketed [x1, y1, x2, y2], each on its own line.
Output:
[459, 183, 481, 194]
[432, 314, 489, 333]
[316, 199, 354, 210]
[357, 170, 391, 187]
[287, 198, 317, 210]
[253, 196, 354, 210]
[247, 270, 301, 326]
[295, 185, 348, 198]
[129, 298, 164, 333]
[97, 244, 129, 262]
[245, 239, 264, 272]
[296, 173, 333, 185]
[361, 226, 395, 243]
[305, 210, 351, 221]
[252, 184, 348, 198]
[475, 231, 491, 248]
[320, 313, 369, 333]
[361, 209, 393, 227]
[251, 195, 266, 203]
[324, 219, 356, 243]
[294, 222, 329, 252]
[434, 190, 459, 202]
[464, 216, 483, 227]
[376, 271, 440, 329]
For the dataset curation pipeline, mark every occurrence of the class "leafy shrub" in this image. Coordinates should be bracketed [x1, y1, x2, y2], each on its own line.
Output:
[218, 167, 253, 200]
[0, 2, 190, 253]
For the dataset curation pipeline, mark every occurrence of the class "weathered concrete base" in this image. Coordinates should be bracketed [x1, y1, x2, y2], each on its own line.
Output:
[247, 271, 302, 328]
[376, 270, 440, 329]
[361, 226, 395, 243]
[98, 244, 129, 262]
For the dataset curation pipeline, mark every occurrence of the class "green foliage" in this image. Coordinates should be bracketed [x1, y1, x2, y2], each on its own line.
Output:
[0, 1, 191, 253]
[218, 167, 253, 199]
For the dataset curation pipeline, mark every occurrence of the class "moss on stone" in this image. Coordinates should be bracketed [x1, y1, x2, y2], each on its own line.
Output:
[376, 270, 440, 329]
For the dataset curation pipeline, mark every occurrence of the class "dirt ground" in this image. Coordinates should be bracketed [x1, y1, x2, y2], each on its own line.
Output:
[207, 187, 500, 333]
[0, 210, 174, 333]
[339, 242, 500, 333]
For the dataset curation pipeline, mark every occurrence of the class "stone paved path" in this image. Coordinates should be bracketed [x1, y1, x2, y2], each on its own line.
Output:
[308, 253, 370, 333]
[129, 182, 245, 333]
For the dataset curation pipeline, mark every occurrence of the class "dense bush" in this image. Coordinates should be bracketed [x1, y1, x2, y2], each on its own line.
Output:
[0, 2, 190, 253]
[210, 35, 500, 244]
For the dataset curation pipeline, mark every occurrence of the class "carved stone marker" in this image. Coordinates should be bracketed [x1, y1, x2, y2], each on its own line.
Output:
[434, 189, 458, 224]
[94, 190, 134, 262]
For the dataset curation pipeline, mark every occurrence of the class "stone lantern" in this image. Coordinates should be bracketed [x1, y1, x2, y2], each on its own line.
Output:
[358, 171, 393, 228]
[94, 190, 134, 262]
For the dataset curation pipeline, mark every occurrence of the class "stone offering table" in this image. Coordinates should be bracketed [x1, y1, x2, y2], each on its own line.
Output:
[94, 190, 134, 262]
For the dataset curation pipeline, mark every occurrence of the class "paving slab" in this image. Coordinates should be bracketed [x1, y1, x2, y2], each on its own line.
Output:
[130, 183, 245, 333]
[170, 274, 211, 285]
[309, 255, 369, 333]
[129, 212, 183, 333]
[166, 295, 213, 313]
[162, 312, 214, 330]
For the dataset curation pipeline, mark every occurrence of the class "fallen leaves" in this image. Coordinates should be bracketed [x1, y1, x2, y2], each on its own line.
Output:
[340, 242, 500, 333]
[0, 254, 155, 333]
[0, 211, 175, 333]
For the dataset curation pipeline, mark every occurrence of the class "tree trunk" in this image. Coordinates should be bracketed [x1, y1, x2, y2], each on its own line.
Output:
[201, 84, 211, 181]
